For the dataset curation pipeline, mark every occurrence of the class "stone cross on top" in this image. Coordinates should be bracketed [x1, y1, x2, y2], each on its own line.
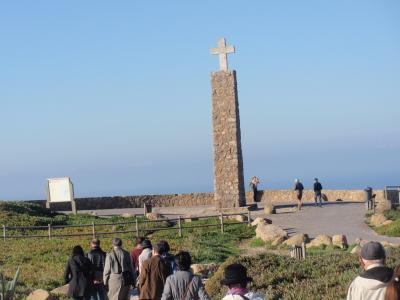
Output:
[210, 37, 235, 71]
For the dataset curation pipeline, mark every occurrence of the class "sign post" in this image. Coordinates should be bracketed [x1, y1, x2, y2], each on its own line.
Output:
[46, 177, 77, 214]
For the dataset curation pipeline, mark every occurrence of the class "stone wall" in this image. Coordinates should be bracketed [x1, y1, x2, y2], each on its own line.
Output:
[211, 70, 246, 208]
[26, 189, 389, 212]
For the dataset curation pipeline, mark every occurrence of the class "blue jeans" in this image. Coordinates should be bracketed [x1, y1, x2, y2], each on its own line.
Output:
[314, 192, 322, 206]
[90, 284, 107, 300]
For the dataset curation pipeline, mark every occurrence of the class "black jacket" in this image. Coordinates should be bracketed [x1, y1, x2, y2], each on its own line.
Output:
[87, 247, 106, 281]
[64, 255, 94, 298]
[294, 182, 304, 191]
[313, 182, 322, 193]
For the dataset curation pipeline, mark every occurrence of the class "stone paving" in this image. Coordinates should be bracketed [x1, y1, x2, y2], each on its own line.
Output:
[79, 201, 400, 244]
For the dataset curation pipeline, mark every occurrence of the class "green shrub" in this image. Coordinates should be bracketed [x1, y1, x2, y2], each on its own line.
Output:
[206, 249, 400, 300]
[0, 267, 20, 300]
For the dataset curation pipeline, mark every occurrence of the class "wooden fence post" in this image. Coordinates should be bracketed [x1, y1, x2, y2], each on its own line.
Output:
[135, 218, 139, 237]
[48, 224, 51, 240]
[178, 216, 182, 237]
[220, 213, 224, 233]
[92, 222, 96, 238]
[301, 242, 306, 259]
[2, 225, 5, 241]
[247, 210, 251, 226]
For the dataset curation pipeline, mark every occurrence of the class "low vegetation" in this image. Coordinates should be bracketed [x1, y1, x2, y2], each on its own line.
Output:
[372, 209, 400, 237]
[206, 249, 400, 300]
[0, 202, 255, 299]
[2, 202, 399, 299]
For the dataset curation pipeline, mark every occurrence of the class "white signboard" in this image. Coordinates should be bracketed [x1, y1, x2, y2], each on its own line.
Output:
[47, 177, 73, 203]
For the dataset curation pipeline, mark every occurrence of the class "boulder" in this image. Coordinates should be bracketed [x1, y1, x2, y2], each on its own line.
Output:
[121, 213, 135, 218]
[251, 217, 272, 226]
[228, 215, 248, 222]
[351, 245, 362, 255]
[283, 233, 309, 247]
[271, 236, 285, 246]
[264, 204, 276, 215]
[27, 289, 54, 300]
[50, 284, 68, 296]
[255, 223, 288, 243]
[183, 215, 199, 222]
[370, 214, 388, 227]
[382, 220, 393, 226]
[191, 263, 218, 276]
[307, 235, 332, 248]
[146, 213, 165, 220]
[375, 199, 392, 213]
[332, 234, 348, 249]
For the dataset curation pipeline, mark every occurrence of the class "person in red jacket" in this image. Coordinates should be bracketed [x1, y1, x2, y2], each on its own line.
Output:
[131, 237, 145, 276]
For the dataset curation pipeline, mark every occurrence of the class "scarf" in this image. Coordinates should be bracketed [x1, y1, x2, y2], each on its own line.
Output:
[227, 287, 248, 296]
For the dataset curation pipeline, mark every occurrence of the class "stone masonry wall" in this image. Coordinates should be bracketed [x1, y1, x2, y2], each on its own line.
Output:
[26, 189, 387, 212]
[211, 70, 246, 208]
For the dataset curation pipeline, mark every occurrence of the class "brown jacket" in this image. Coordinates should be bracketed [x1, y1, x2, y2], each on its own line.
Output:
[139, 255, 172, 300]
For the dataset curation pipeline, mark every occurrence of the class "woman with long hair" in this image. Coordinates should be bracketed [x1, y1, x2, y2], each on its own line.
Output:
[385, 265, 400, 300]
[64, 245, 94, 300]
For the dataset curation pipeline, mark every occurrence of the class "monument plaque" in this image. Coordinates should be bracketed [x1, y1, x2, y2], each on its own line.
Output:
[46, 177, 77, 214]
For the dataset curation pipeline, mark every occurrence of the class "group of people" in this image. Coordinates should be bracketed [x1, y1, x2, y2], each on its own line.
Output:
[63, 237, 263, 300]
[249, 176, 324, 210]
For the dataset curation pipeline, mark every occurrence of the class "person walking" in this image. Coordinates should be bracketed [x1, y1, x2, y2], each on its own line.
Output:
[249, 176, 260, 203]
[347, 241, 393, 300]
[138, 239, 153, 275]
[131, 237, 145, 276]
[103, 237, 135, 300]
[294, 179, 304, 211]
[158, 240, 178, 274]
[139, 241, 172, 300]
[87, 239, 107, 300]
[313, 178, 323, 207]
[161, 251, 210, 300]
[64, 245, 95, 300]
[220, 263, 263, 300]
[385, 265, 400, 300]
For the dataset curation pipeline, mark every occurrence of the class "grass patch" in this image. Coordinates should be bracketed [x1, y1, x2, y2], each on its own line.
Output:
[249, 238, 266, 248]
[371, 209, 400, 237]
[0, 203, 256, 299]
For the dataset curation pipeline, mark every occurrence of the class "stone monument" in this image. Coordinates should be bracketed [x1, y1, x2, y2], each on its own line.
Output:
[210, 37, 246, 208]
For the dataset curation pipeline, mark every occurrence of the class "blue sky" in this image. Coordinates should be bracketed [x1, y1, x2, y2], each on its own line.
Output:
[1, 1, 399, 200]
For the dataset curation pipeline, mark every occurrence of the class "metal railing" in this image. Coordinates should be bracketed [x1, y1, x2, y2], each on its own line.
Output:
[1, 211, 252, 240]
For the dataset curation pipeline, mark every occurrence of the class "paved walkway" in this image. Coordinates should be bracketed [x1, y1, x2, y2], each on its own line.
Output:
[259, 202, 400, 244]
[77, 202, 400, 244]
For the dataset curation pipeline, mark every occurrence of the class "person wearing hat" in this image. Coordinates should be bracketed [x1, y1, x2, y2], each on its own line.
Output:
[87, 238, 107, 300]
[313, 178, 323, 207]
[221, 264, 263, 300]
[347, 241, 394, 300]
[103, 237, 135, 300]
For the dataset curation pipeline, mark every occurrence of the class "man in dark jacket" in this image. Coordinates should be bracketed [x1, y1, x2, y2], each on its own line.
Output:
[313, 178, 323, 207]
[139, 241, 172, 300]
[87, 239, 107, 300]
